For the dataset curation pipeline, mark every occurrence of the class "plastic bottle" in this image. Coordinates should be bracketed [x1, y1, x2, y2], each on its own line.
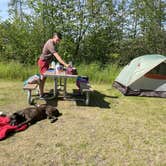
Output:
[51, 61, 56, 69]
[69, 61, 72, 67]
[55, 62, 60, 73]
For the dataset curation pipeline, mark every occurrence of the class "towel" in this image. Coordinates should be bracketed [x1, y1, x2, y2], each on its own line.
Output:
[0, 116, 28, 140]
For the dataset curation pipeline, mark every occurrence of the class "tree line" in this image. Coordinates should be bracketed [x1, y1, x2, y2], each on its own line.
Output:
[0, 0, 165, 66]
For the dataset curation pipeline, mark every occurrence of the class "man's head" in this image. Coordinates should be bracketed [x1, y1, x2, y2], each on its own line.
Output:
[52, 32, 62, 44]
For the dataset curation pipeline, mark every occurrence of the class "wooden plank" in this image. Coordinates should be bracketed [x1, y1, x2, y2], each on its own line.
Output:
[44, 70, 78, 78]
[23, 84, 38, 90]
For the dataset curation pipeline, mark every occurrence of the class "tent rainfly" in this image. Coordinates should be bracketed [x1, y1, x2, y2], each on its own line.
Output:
[113, 54, 166, 98]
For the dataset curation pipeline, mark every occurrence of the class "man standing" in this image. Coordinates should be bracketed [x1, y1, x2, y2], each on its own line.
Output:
[38, 32, 69, 98]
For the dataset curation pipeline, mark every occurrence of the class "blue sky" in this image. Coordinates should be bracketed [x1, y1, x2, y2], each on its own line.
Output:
[0, 0, 10, 21]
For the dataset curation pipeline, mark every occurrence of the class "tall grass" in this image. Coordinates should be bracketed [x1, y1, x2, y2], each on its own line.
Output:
[0, 61, 38, 81]
[76, 63, 121, 84]
[0, 62, 121, 83]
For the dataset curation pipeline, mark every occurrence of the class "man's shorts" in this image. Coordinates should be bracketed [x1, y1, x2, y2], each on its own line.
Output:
[38, 58, 49, 75]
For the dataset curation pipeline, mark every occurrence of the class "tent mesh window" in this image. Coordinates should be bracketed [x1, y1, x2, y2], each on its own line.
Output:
[145, 62, 166, 79]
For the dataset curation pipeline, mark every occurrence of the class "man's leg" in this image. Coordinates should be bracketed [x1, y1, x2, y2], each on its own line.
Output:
[38, 59, 49, 97]
[39, 75, 46, 97]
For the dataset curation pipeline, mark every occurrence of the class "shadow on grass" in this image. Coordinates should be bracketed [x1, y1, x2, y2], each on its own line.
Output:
[34, 89, 118, 109]
[45, 98, 58, 107]
[73, 89, 118, 108]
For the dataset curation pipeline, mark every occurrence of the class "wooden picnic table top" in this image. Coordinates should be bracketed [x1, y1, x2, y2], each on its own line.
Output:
[44, 70, 78, 78]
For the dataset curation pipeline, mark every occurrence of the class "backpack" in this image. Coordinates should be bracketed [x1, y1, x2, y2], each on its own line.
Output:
[24, 74, 41, 85]
[76, 76, 89, 89]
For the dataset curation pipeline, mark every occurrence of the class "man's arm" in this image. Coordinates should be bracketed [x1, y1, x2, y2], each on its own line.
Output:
[53, 52, 69, 67]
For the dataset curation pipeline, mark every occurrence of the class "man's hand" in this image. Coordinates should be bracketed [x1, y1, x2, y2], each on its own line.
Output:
[53, 52, 69, 68]
[66, 64, 72, 68]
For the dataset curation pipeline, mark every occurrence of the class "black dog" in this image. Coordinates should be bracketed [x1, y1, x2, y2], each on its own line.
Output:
[9, 104, 61, 126]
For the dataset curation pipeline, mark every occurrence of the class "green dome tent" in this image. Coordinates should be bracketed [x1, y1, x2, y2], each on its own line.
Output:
[113, 54, 166, 97]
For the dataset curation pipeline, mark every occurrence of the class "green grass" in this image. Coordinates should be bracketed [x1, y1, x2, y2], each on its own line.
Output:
[0, 62, 38, 81]
[76, 63, 121, 84]
[0, 80, 165, 166]
[0, 62, 120, 84]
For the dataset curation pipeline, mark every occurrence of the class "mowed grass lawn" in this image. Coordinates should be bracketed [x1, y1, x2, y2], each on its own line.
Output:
[0, 80, 165, 166]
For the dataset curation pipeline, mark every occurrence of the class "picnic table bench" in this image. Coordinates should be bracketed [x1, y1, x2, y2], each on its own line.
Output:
[23, 83, 38, 105]
[79, 82, 93, 105]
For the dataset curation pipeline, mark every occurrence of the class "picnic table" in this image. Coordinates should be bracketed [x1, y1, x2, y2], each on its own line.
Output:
[23, 69, 93, 105]
[44, 70, 78, 98]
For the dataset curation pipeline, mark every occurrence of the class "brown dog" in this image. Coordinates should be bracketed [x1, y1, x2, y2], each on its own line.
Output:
[9, 104, 61, 126]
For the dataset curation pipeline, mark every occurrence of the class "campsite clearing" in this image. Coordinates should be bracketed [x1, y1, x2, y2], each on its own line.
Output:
[0, 80, 165, 166]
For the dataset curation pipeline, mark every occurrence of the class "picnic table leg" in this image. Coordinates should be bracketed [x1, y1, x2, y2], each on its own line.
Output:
[27, 90, 33, 105]
[64, 78, 67, 98]
[59, 78, 65, 90]
[60, 78, 62, 87]
[54, 78, 58, 97]
[85, 91, 90, 105]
